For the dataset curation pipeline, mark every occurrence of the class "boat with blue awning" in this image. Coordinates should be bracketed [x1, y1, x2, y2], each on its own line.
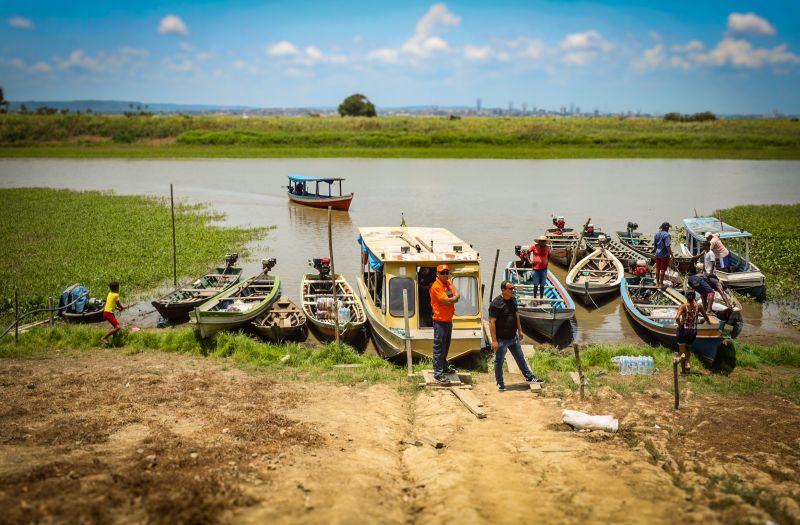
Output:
[287, 174, 354, 211]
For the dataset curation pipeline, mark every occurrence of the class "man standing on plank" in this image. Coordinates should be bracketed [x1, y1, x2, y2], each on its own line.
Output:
[430, 264, 460, 384]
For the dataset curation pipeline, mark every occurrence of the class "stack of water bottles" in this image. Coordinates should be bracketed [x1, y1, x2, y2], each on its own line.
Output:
[615, 356, 655, 375]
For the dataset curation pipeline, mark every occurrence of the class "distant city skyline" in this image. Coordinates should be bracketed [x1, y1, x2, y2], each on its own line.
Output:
[2, 1, 799, 114]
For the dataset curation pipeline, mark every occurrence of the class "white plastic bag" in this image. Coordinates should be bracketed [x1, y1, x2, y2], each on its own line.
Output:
[562, 409, 619, 433]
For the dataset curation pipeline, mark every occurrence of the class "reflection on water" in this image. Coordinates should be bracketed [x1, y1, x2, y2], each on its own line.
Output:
[2, 158, 799, 348]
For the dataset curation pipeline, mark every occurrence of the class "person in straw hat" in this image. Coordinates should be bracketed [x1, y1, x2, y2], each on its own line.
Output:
[528, 235, 551, 299]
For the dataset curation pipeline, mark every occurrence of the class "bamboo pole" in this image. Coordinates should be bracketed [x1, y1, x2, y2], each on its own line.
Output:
[171, 184, 177, 287]
[48, 296, 54, 327]
[573, 343, 585, 400]
[403, 289, 413, 377]
[569, 217, 592, 270]
[489, 248, 500, 302]
[328, 206, 340, 344]
[673, 352, 681, 410]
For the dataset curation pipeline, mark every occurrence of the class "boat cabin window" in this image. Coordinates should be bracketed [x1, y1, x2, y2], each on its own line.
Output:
[453, 276, 479, 317]
[417, 267, 436, 328]
[388, 277, 415, 318]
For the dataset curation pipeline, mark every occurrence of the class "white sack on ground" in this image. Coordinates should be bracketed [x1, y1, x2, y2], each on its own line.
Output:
[562, 409, 619, 433]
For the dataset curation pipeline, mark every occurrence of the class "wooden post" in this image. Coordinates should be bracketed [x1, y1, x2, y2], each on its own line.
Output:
[170, 184, 177, 287]
[328, 206, 340, 344]
[14, 288, 19, 343]
[573, 343, 585, 400]
[48, 296, 54, 327]
[403, 289, 413, 377]
[673, 352, 681, 410]
[569, 217, 592, 270]
[489, 248, 500, 302]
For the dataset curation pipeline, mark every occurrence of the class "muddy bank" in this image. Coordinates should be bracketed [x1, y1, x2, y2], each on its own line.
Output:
[1, 350, 798, 524]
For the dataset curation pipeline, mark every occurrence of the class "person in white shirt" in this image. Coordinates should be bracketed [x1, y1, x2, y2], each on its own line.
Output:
[704, 232, 731, 271]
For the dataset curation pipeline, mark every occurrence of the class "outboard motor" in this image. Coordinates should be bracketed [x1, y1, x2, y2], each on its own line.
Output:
[262, 257, 277, 273]
[513, 245, 531, 267]
[311, 257, 331, 277]
[224, 252, 239, 267]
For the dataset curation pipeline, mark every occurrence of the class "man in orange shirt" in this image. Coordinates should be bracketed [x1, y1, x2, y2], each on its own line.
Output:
[430, 264, 460, 383]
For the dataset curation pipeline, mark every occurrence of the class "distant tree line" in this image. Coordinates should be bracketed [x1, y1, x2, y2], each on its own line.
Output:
[663, 111, 717, 122]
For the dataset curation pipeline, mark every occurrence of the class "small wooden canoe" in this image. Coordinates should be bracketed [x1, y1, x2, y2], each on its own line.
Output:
[58, 284, 106, 324]
[504, 261, 575, 340]
[585, 236, 651, 270]
[251, 296, 307, 342]
[190, 271, 281, 339]
[566, 245, 624, 306]
[62, 301, 106, 324]
[545, 228, 580, 266]
[152, 263, 242, 321]
[301, 273, 366, 343]
[620, 277, 732, 371]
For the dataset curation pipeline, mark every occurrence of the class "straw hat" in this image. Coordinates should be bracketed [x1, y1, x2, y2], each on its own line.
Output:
[537, 235, 547, 242]
[704, 231, 713, 238]
[695, 262, 704, 271]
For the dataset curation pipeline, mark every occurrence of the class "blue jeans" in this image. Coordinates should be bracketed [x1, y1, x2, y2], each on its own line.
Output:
[494, 336, 535, 385]
[433, 321, 453, 377]
[532, 269, 547, 286]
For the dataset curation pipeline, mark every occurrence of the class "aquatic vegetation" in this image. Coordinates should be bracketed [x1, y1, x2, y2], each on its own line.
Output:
[0, 188, 268, 325]
[1, 114, 799, 159]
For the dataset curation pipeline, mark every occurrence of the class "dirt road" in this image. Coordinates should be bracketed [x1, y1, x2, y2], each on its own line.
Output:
[1, 350, 798, 524]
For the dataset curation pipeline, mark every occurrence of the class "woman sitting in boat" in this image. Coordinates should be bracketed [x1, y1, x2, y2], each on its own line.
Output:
[674, 290, 713, 375]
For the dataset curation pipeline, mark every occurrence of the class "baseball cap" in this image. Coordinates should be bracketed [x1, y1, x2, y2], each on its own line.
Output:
[436, 264, 450, 273]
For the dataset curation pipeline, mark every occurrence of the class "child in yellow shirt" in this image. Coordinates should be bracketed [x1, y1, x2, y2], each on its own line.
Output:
[101, 281, 126, 344]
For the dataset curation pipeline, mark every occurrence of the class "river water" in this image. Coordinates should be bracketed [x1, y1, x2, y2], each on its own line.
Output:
[2, 158, 799, 348]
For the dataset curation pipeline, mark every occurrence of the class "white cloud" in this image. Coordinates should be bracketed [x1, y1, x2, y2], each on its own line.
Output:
[8, 16, 33, 30]
[233, 59, 247, 69]
[352, 35, 362, 44]
[727, 12, 776, 37]
[562, 51, 596, 66]
[632, 32, 664, 71]
[522, 40, 543, 59]
[401, 3, 460, 57]
[305, 46, 323, 61]
[464, 45, 491, 61]
[55, 47, 149, 72]
[669, 56, 692, 71]
[497, 51, 510, 62]
[672, 40, 704, 53]
[561, 30, 612, 52]
[58, 50, 100, 71]
[163, 57, 195, 73]
[0, 57, 51, 74]
[692, 38, 800, 68]
[158, 15, 188, 36]
[179, 41, 195, 52]
[267, 41, 300, 57]
[368, 48, 400, 64]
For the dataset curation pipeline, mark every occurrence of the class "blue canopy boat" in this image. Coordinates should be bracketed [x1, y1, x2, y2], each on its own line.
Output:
[287, 174, 354, 211]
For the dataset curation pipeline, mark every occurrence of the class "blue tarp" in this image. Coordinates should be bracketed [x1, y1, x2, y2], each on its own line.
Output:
[683, 217, 751, 240]
[288, 174, 342, 184]
[357, 235, 384, 271]
[58, 284, 89, 313]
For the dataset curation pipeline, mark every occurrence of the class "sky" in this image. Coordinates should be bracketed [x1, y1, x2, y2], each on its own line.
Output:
[1, 0, 799, 114]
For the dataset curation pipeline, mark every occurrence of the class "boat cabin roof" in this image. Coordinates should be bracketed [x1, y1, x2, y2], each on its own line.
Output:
[683, 217, 752, 240]
[358, 227, 479, 264]
[288, 174, 345, 183]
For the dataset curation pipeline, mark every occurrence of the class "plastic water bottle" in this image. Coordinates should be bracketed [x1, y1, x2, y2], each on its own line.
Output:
[619, 356, 629, 375]
[635, 357, 643, 375]
[646, 356, 655, 375]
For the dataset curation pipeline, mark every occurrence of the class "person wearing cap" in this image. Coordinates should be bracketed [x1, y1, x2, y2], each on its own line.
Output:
[688, 262, 718, 312]
[489, 280, 543, 391]
[528, 235, 551, 299]
[653, 222, 673, 287]
[705, 232, 731, 271]
[430, 264, 460, 383]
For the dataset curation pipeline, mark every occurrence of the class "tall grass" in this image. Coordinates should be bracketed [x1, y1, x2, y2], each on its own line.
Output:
[0, 188, 268, 325]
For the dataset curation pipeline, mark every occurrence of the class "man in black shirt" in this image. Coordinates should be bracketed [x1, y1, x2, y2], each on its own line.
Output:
[489, 280, 544, 391]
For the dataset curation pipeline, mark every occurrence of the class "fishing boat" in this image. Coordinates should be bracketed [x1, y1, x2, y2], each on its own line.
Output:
[545, 228, 580, 266]
[301, 257, 366, 343]
[504, 259, 575, 340]
[287, 174, 354, 211]
[356, 227, 485, 360]
[617, 223, 693, 271]
[585, 235, 651, 270]
[620, 276, 733, 371]
[251, 296, 307, 342]
[190, 259, 281, 339]
[683, 217, 766, 298]
[565, 238, 624, 306]
[58, 284, 106, 324]
[151, 254, 242, 321]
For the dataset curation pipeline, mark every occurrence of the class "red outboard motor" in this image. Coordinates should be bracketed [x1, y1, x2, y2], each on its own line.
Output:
[311, 257, 331, 277]
[514, 245, 532, 267]
[554, 216, 565, 230]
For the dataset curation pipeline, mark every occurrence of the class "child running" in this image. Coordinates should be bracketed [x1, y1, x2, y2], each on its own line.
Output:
[101, 281, 126, 344]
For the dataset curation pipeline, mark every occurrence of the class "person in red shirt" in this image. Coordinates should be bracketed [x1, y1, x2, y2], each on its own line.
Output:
[528, 236, 551, 299]
[430, 264, 460, 383]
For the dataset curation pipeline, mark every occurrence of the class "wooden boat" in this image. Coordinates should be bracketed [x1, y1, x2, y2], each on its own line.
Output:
[356, 227, 485, 359]
[302, 263, 366, 343]
[505, 261, 575, 340]
[151, 255, 242, 321]
[620, 276, 733, 371]
[617, 227, 693, 271]
[58, 284, 106, 324]
[585, 235, 651, 270]
[545, 228, 580, 266]
[683, 217, 766, 298]
[287, 174, 354, 211]
[251, 296, 307, 342]
[565, 241, 624, 306]
[190, 260, 281, 339]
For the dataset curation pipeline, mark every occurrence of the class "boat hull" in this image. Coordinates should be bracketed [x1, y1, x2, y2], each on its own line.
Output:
[504, 264, 575, 340]
[301, 273, 367, 344]
[252, 297, 307, 342]
[62, 307, 105, 324]
[152, 265, 242, 321]
[565, 247, 624, 307]
[289, 193, 353, 211]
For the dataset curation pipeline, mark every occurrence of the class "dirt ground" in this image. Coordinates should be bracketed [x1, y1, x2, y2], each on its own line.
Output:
[1, 350, 798, 525]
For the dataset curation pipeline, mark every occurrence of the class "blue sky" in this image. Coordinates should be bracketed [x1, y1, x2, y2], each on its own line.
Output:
[1, 1, 799, 113]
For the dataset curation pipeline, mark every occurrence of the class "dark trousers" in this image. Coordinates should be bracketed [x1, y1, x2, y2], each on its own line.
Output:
[433, 321, 453, 377]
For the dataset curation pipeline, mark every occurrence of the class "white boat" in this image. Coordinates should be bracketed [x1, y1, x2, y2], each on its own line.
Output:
[566, 240, 624, 306]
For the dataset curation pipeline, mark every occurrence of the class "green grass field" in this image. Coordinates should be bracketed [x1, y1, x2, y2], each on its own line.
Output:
[0, 188, 268, 324]
[2, 114, 799, 159]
